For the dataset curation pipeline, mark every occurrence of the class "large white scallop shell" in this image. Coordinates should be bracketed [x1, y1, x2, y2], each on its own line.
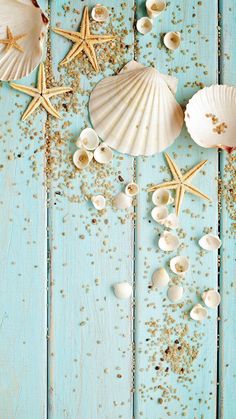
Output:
[89, 60, 184, 156]
[185, 85, 236, 152]
[0, 0, 48, 81]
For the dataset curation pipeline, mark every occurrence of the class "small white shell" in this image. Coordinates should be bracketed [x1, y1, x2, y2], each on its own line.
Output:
[125, 182, 139, 197]
[190, 304, 208, 321]
[73, 149, 93, 169]
[167, 285, 183, 302]
[79, 128, 99, 151]
[199, 233, 222, 251]
[158, 231, 180, 252]
[91, 4, 109, 22]
[146, 0, 166, 18]
[164, 213, 179, 229]
[151, 206, 168, 224]
[164, 31, 181, 51]
[113, 282, 132, 299]
[136, 17, 153, 35]
[91, 195, 106, 210]
[94, 144, 113, 164]
[152, 189, 173, 206]
[202, 290, 221, 308]
[170, 256, 189, 275]
[152, 267, 170, 288]
[113, 192, 132, 210]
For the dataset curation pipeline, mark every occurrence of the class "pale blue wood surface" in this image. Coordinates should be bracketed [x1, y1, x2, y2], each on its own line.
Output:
[0, 0, 235, 418]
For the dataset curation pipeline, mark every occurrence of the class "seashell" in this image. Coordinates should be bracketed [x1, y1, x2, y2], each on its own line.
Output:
[185, 85, 236, 153]
[91, 195, 106, 210]
[125, 182, 139, 197]
[136, 17, 153, 35]
[94, 143, 113, 164]
[73, 149, 93, 169]
[164, 213, 179, 229]
[167, 285, 183, 302]
[152, 189, 173, 206]
[199, 233, 221, 251]
[152, 267, 170, 288]
[0, 0, 49, 81]
[158, 231, 180, 252]
[91, 4, 109, 22]
[164, 31, 181, 51]
[190, 304, 208, 321]
[170, 256, 189, 275]
[113, 282, 132, 299]
[79, 128, 99, 151]
[89, 60, 183, 156]
[151, 206, 168, 224]
[202, 290, 221, 308]
[146, 0, 166, 18]
[113, 192, 132, 210]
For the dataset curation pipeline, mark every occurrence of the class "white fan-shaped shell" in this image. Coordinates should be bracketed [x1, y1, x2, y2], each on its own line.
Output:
[89, 60, 183, 156]
[185, 85, 236, 151]
[0, 0, 48, 81]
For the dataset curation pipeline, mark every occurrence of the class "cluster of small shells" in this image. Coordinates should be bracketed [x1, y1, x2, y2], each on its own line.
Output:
[136, 0, 181, 52]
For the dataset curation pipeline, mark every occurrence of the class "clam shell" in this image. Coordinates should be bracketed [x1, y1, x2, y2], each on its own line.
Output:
[0, 0, 48, 81]
[151, 206, 168, 224]
[152, 267, 170, 288]
[73, 149, 92, 169]
[164, 213, 179, 229]
[167, 285, 183, 302]
[152, 189, 173, 206]
[79, 128, 99, 151]
[113, 282, 132, 299]
[190, 304, 208, 321]
[202, 290, 221, 308]
[113, 192, 132, 210]
[164, 32, 181, 51]
[170, 256, 189, 275]
[89, 60, 183, 156]
[185, 85, 236, 152]
[125, 182, 139, 197]
[199, 233, 221, 251]
[94, 143, 113, 164]
[91, 4, 109, 22]
[91, 195, 106, 210]
[146, 0, 166, 18]
[158, 231, 180, 252]
[136, 17, 153, 35]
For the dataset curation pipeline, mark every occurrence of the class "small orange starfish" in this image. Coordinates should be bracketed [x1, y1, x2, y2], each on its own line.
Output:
[0, 26, 26, 53]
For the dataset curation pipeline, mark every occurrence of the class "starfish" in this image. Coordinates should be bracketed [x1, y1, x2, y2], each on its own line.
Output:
[52, 6, 115, 72]
[0, 26, 26, 53]
[148, 153, 211, 215]
[10, 63, 72, 120]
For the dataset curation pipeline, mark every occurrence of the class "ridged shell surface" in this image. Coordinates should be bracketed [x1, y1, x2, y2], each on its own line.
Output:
[0, 0, 48, 81]
[89, 61, 183, 156]
[185, 85, 236, 151]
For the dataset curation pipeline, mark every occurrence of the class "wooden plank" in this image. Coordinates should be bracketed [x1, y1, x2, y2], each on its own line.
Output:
[134, 1, 219, 417]
[48, 1, 135, 417]
[218, 2, 236, 417]
[0, 1, 48, 417]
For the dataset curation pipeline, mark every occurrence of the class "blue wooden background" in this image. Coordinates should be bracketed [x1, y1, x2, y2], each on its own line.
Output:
[0, 0, 235, 418]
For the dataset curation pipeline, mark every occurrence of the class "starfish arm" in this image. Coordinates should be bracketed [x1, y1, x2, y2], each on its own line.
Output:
[175, 185, 185, 215]
[52, 27, 83, 43]
[184, 183, 211, 201]
[37, 63, 47, 93]
[147, 181, 179, 192]
[13, 43, 24, 53]
[22, 96, 42, 121]
[81, 7, 90, 38]
[42, 97, 62, 119]
[0, 39, 10, 45]
[83, 43, 99, 72]
[183, 160, 208, 182]
[164, 153, 183, 182]
[88, 35, 115, 44]
[59, 40, 84, 66]
[45, 86, 72, 98]
[10, 83, 39, 98]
